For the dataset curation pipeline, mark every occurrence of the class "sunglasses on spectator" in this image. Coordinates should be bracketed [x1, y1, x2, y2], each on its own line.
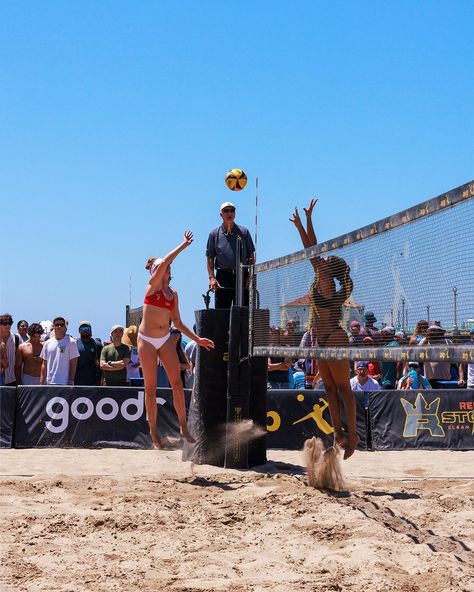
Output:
[1, 321, 13, 326]
[222, 208, 235, 213]
[54, 323, 65, 328]
[79, 326, 91, 331]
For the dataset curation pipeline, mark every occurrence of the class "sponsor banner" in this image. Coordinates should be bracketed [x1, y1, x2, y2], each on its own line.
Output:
[266, 390, 367, 450]
[0, 387, 17, 448]
[369, 390, 474, 450]
[14, 386, 191, 449]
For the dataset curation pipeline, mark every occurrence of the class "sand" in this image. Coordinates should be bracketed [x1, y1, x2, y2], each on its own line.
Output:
[1, 448, 473, 592]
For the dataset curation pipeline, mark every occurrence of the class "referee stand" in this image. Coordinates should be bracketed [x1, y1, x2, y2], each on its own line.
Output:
[182, 238, 267, 468]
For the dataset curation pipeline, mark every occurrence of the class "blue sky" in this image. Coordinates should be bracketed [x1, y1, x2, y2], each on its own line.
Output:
[1, 1, 473, 340]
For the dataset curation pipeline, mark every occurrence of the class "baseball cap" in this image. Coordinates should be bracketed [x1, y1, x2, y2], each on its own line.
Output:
[350, 321, 360, 328]
[111, 324, 124, 333]
[79, 320, 91, 329]
[356, 361, 369, 368]
[220, 201, 236, 211]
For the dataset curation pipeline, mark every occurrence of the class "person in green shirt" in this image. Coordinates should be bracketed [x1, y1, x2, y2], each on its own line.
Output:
[100, 325, 131, 386]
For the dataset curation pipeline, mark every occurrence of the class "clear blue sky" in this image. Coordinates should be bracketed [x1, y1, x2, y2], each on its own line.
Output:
[1, 1, 473, 340]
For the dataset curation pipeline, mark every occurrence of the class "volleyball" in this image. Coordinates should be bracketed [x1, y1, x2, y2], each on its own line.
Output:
[225, 168, 247, 191]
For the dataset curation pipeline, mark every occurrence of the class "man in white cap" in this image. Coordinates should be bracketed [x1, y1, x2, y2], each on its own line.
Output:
[99, 325, 131, 386]
[206, 201, 256, 308]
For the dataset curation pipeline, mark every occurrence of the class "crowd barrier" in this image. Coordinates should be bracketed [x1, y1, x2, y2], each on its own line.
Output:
[0, 386, 472, 451]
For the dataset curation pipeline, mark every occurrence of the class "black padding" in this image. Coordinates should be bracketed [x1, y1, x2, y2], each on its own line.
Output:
[183, 309, 230, 466]
[224, 306, 251, 469]
[183, 308, 268, 467]
[249, 356, 268, 466]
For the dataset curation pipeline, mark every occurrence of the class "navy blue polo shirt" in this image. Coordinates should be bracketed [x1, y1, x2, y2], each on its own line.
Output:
[206, 224, 255, 271]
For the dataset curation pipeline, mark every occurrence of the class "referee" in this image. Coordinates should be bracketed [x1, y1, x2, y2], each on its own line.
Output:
[206, 201, 256, 308]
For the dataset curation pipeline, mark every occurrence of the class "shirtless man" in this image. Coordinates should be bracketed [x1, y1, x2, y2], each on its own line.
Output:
[0, 341, 7, 385]
[15, 323, 44, 385]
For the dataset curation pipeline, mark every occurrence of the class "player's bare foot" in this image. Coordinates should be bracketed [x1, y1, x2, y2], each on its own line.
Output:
[343, 432, 360, 460]
[334, 431, 347, 450]
[150, 430, 163, 449]
[180, 426, 196, 444]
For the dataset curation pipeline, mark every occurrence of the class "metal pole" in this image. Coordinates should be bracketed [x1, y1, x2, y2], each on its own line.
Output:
[390, 308, 394, 327]
[248, 264, 254, 356]
[254, 177, 258, 259]
[401, 298, 406, 331]
[235, 236, 243, 307]
[453, 287, 458, 332]
[426, 305, 430, 325]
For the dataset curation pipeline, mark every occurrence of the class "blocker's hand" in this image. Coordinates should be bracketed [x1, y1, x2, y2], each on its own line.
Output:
[303, 198, 318, 217]
[197, 337, 215, 350]
[183, 230, 194, 245]
[289, 207, 303, 226]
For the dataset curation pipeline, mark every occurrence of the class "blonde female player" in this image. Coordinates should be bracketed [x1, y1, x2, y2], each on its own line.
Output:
[139, 231, 214, 448]
[290, 200, 359, 459]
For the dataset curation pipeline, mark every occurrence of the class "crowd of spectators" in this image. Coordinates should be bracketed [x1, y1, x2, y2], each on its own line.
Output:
[0, 313, 195, 389]
[2, 310, 473, 393]
[268, 310, 474, 392]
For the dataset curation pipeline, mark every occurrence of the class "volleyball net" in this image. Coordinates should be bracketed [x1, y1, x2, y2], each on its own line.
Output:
[250, 181, 474, 362]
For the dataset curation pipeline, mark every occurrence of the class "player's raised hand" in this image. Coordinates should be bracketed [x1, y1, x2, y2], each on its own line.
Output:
[183, 230, 194, 246]
[289, 207, 303, 226]
[303, 198, 318, 217]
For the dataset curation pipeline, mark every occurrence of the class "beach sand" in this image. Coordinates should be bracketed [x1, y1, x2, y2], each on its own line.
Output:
[1, 448, 473, 592]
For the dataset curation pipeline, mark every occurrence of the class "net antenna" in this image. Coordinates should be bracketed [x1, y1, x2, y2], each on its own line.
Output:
[254, 176, 259, 262]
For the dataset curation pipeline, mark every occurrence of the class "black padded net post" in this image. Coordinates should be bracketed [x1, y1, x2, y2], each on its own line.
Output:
[251, 182, 474, 363]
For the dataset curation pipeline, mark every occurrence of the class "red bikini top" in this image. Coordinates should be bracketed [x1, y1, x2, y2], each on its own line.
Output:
[144, 288, 175, 310]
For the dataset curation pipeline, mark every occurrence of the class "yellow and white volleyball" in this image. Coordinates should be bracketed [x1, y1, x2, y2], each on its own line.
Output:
[225, 168, 247, 191]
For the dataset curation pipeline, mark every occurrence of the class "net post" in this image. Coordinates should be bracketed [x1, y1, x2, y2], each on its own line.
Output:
[224, 305, 250, 469]
[235, 236, 243, 307]
[248, 263, 254, 358]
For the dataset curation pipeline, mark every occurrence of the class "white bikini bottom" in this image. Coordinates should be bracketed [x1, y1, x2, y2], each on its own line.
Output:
[138, 332, 170, 350]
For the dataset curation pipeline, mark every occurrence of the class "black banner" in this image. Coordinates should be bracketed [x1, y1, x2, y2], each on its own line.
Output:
[14, 386, 190, 449]
[369, 389, 474, 450]
[266, 389, 367, 450]
[0, 387, 17, 448]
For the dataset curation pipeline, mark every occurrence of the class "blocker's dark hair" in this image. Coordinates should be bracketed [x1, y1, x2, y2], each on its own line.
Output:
[326, 256, 351, 283]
